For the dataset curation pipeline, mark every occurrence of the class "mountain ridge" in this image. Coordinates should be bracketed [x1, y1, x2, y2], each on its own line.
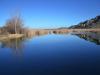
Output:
[69, 15, 100, 29]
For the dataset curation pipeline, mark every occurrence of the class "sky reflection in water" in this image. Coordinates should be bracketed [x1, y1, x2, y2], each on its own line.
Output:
[0, 32, 100, 75]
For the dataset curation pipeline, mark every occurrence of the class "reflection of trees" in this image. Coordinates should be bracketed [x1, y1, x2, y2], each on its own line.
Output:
[75, 32, 100, 45]
[52, 30, 68, 34]
[0, 37, 25, 56]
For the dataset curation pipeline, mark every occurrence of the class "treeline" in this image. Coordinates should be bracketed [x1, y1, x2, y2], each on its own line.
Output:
[69, 15, 100, 29]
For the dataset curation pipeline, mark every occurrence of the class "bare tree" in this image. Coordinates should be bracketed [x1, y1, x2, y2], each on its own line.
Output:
[5, 14, 24, 34]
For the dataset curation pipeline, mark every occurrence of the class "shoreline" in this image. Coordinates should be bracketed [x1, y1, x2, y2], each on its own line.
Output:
[0, 29, 100, 41]
[0, 34, 24, 41]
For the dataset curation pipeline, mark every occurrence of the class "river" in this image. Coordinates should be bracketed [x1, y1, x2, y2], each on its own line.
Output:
[0, 32, 100, 75]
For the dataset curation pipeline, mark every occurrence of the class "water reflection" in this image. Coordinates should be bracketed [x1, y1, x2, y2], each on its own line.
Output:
[0, 31, 100, 57]
[0, 32, 49, 56]
[0, 37, 26, 56]
[72, 32, 100, 45]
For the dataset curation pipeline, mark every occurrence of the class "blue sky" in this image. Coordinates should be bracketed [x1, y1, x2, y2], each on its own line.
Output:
[0, 0, 100, 29]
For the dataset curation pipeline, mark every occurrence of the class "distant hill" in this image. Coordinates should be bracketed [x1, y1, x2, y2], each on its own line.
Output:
[69, 15, 100, 29]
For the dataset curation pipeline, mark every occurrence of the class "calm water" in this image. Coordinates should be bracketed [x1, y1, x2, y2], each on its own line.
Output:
[0, 32, 100, 75]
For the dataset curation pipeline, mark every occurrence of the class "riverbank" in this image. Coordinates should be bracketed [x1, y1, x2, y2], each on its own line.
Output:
[0, 29, 100, 41]
[0, 34, 24, 41]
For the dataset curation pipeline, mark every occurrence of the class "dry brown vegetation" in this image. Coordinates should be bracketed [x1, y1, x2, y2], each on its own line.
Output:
[0, 14, 100, 40]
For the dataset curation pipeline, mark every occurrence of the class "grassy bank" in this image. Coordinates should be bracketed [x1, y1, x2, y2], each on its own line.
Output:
[0, 34, 24, 41]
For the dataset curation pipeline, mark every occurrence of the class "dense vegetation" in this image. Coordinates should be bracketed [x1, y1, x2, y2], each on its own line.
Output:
[69, 15, 100, 29]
